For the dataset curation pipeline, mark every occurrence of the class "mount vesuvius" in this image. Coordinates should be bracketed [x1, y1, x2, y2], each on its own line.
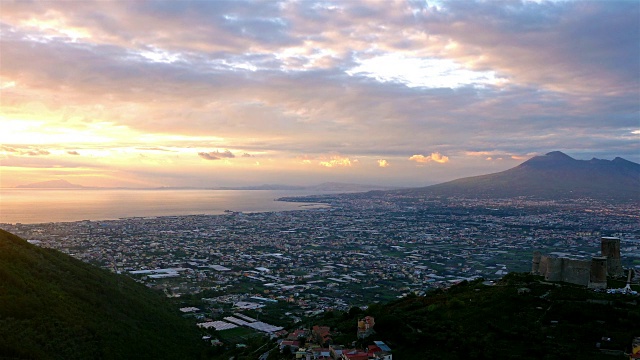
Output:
[399, 151, 639, 202]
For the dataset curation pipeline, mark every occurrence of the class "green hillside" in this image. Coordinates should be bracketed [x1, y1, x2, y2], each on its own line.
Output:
[0, 229, 205, 359]
[318, 274, 639, 359]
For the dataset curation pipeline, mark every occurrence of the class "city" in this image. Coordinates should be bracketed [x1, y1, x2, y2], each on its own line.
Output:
[3, 194, 638, 353]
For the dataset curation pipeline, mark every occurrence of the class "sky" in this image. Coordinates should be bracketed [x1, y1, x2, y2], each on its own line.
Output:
[1, 0, 638, 188]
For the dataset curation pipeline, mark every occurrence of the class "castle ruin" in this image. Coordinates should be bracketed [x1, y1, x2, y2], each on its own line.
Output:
[532, 236, 623, 289]
[601, 236, 623, 277]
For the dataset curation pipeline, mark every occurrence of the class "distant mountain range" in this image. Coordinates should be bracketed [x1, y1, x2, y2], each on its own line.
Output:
[399, 151, 639, 201]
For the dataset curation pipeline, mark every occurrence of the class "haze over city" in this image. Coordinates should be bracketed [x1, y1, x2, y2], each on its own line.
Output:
[1, 0, 638, 188]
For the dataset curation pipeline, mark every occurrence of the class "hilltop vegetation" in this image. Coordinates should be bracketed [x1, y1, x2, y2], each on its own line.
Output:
[316, 274, 639, 359]
[0, 229, 205, 359]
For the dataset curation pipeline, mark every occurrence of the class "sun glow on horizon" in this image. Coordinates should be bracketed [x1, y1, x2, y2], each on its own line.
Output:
[0, 118, 124, 145]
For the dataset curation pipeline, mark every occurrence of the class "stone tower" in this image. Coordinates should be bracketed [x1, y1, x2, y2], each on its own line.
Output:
[531, 251, 541, 275]
[589, 256, 608, 289]
[601, 237, 623, 277]
[542, 256, 563, 282]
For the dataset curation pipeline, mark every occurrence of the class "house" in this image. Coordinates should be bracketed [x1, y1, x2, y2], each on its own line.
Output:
[279, 340, 300, 352]
[313, 347, 331, 359]
[312, 325, 332, 346]
[288, 328, 308, 341]
[329, 344, 344, 359]
[370, 341, 392, 359]
[341, 350, 369, 360]
[357, 316, 375, 339]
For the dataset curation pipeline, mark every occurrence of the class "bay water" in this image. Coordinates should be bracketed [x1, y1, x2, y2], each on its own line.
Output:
[0, 189, 329, 224]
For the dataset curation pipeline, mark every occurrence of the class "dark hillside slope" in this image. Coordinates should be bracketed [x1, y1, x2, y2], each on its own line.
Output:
[0, 229, 204, 360]
[403, 151, 640, 201]
[320, 274, 639, 359]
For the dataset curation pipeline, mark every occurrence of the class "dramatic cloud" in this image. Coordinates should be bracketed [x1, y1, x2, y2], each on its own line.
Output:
[198, 150, 235, 161]
[0, 0, 637, 187]
[409, 153, 450, 164]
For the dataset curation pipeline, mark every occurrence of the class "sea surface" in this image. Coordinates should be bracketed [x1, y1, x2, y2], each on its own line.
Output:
[0, 189, 331, 224]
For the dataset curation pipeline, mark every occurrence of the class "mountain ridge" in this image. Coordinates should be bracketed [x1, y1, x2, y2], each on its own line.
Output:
[398, 151, 639, 202]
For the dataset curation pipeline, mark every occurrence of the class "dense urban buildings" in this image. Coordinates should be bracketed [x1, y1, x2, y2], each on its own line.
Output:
[2, 193, 639, 358]
[3, 195, 638, 315]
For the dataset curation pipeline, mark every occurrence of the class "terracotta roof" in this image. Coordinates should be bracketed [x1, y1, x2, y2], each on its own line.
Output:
[343, 352, 369, 360]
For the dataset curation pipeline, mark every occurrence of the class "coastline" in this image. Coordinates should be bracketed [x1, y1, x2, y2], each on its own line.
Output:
[0, 189, 330, 225]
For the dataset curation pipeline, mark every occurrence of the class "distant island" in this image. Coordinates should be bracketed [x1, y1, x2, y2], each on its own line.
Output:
[16, 179, 86, 189]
